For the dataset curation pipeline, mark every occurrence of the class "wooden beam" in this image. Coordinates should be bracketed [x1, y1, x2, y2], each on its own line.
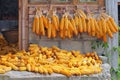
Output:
[105, 0, 119, 69]
[21, 0, 29, 50]
[18, 0, 22, 50]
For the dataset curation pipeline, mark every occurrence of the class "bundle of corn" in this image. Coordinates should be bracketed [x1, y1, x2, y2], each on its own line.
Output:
[32, 10, 45, 36]
[32, 9, 59, 39]
[0, 44, 102, 77]
[32, 9, 118, 42]
[59, 12, 75, 39]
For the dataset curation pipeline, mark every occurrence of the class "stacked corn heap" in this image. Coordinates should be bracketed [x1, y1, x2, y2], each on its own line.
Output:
[0, 35, 18, 55]
[32, 9, 118, 42]
[0, 44, 102, 77]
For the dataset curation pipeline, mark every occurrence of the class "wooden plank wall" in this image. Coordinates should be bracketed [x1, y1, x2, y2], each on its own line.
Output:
[19, 0, 29, 50]
[28, 4, 99, 53]
[20, 0, 104, 50]
[18, 0, 22, 50]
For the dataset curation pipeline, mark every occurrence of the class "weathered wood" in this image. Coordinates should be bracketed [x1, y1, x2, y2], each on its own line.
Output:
[21, 0, 29, 50]
[29, 0, 48, 4]
[19, 0, 22, 50]
[105, 0, 119, 69]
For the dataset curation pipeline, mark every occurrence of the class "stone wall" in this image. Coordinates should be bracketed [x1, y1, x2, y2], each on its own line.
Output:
[29, 27, 104, 54]
[0, 63, 111, 80]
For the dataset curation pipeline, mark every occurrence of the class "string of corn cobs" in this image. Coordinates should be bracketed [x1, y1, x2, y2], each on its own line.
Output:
[32, 9, 118, 42]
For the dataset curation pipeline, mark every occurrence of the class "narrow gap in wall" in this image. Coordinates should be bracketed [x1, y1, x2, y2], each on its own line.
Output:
[118, 5, 120, 46]
[118, 3, 120, 66]
[118, 5, 120, 26]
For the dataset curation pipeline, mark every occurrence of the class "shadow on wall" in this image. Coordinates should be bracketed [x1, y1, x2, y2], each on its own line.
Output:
[0, 0, 18, 20]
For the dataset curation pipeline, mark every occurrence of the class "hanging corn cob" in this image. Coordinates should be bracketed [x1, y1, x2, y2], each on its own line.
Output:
[42, 16, 49, 29]
[32, 10, 40, 35]
[78, 17, 83, 33]
[64, 14, 69, 30]
[71, 18, 78, 36]
[51, 23, 57, 38]
[47, 20, 52, 38]
[52, 11, 59, 31]
[60, 15, 65, 30]
[32, 9, 118, 42]
[39, 15, 45, 36]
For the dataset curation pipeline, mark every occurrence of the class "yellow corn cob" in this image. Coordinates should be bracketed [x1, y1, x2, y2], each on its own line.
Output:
[74, 16, 79, 26]
[90, 18, 95, 32]
[52, 15, 59, 30]
[106, 24, 113, 38]
[68, 20, 74, 31]
[34, 15, 39, 35]
[31, 65, 35, 72]
[0, 69, 5, 74]
[42, 67, 48, 74]
[39, 16, 45, 36]
[87, 18, 91, 35]
[38, 66, 44, 74]
[19, 67, 27, 71]
[47, 68, 53, 74]
[98, 20, 103, 38]
[3, 62, 18, 71]
[101, 18, 107, 33]
[81, 17, 87, 32]
[78, 18, 83, 33]
[106, 19, 116, 33]
[60, 69, 72, 77]
[55, 15, 59, 30]
[65, 16, 69, 30]
[94, 19, 99, 32]
[79, 10, 87, 18]
[3, 67, 12, 72]
[71, 18, 78, 36]
[42, 16, 48, 29]
[27, 64, 31, 72]
[32, 16, 36, 33]
[34, 67, 39, 73]
[109, 17, 118, 32]
[51, 23, 56, 38]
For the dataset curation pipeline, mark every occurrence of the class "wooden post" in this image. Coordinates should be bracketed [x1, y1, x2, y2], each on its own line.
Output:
[21, 0, 29, 50]
[19, 0, 22, 50]
[19, 0, 29, 50]
[105, 0, 119, 69]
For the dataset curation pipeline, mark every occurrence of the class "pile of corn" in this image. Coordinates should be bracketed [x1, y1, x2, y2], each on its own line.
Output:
[32, 9, 118, 42]
[0, 35, 18, 55]
[0, 44, 102, 77]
